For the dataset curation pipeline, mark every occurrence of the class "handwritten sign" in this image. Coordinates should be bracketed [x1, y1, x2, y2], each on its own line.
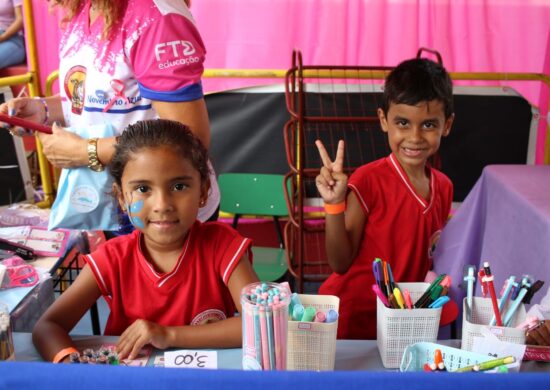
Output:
[164, 350, 218, 369]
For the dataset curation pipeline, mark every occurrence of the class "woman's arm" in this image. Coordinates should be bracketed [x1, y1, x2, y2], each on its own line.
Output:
[95, 99, 211, 168]
[32, 266, 102, 362]
[116, 254, 259, 359]
[152, 99, 210, 148]
[0, 5, 23, 42]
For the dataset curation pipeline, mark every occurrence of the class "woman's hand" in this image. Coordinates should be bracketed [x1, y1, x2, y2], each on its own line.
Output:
[0, 97, 46, 135]
[116, 319, 171, 360]
[315, 139, 348, 204]
[36, 124, 88, 168]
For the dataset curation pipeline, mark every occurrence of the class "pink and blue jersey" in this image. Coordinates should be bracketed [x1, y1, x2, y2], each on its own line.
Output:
[58, 0, 205, 130]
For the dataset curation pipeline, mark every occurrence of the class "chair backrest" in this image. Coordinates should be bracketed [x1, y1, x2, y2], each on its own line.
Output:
[218, 173, 288, 217]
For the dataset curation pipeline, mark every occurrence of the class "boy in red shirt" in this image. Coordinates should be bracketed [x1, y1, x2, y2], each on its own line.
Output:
[316, 58, 454, 339]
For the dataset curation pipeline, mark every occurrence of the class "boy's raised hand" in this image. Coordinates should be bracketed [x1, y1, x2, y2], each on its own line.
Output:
[315, 139, 348, 204]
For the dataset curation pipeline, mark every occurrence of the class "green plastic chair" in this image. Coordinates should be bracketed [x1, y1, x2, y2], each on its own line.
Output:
[218, 173, 288, 282]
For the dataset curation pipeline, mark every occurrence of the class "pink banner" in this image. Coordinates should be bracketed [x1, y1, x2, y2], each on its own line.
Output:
[28, 0, 550, 162]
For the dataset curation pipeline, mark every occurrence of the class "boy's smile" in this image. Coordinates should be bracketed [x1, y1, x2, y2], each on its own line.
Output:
[378, 100, 453, 177]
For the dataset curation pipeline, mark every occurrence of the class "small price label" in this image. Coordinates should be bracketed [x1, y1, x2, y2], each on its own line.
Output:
[164, 350, 217, 369]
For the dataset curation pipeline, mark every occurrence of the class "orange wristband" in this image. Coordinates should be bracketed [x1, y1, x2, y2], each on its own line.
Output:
[324, 202, 346, 215]
[52, 347, 78, 363]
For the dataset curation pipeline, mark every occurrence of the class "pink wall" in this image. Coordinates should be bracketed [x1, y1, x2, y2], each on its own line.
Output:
[28, 0, 550, 162]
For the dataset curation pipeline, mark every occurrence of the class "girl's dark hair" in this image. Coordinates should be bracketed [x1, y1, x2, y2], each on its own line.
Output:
[109, 119, 210, 187]
[380, 58, 454, 118]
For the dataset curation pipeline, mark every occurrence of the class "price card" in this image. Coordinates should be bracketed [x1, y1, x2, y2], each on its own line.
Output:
[471, 328, 526, 367]
[164, 350, 217, 369]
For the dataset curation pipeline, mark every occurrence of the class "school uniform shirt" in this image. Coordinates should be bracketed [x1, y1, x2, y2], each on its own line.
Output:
[58, 0, 219, 221]
[318, 153, 453, 339]
[84, 221, 252, 335]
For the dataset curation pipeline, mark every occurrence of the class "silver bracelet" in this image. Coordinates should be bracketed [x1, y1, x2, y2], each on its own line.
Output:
[34, 97, 50, 125]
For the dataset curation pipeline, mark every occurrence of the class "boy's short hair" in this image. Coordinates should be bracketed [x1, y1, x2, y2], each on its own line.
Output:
[380, 58, 454, 118]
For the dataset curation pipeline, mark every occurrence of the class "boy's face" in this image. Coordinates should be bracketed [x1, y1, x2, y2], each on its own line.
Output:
[378, 100, 453, 174]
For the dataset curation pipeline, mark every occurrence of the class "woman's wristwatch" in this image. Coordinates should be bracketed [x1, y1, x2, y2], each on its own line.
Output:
[87, 138, 105, 172]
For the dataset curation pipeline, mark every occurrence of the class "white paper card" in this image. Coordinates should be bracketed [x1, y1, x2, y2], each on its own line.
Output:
[164, 350, 217, 369]
[472, 332, 526, 363]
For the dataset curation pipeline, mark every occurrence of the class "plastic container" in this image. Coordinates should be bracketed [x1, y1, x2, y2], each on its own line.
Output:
[377, 282, 442, 369]
[461, 297, 526, 352]
[400, 342, 520, 372]
[241, 282, 291, 370]
[287, 294, 340, 371]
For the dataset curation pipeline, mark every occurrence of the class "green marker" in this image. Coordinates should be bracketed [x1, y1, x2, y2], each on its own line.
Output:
[456, 356, 515, 372]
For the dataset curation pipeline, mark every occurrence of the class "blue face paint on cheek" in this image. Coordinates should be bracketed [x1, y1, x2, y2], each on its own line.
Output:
[129, 200, 144, 213]
[125, 201, 145, 229]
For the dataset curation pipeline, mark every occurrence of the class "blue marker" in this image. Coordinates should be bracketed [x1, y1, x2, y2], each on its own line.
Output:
[292, 304, 304, 321]
[325, 309, 339, 323]
[428, 296, 450, 309]
[502, 277, 531, 326]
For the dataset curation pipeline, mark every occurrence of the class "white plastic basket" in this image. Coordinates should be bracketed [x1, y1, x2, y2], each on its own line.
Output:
[400, 342, 521, 372]
[287, 294, 340, 371]
[461, 296, 526, 351]
[377, 282, 442, 369]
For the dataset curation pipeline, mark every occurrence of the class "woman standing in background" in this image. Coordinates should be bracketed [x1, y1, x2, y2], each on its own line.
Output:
[1, 0, 219, 223]
[0, 0, 26, 69]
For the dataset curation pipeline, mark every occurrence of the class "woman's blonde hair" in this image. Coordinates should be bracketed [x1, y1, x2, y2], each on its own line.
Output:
[55, 1, 126, 38]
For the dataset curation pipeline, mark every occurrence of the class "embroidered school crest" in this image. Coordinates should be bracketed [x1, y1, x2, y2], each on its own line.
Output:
[64, 65, 87, 115]
[191, 309, 226, 325]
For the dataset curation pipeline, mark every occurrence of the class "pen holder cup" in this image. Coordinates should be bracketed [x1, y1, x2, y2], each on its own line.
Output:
[461, 297, 526, 352]
[0, 302, 15, 361]
[241, 282, 291, 370]
[400, 342, 520, 372]
[377, 282, 442, 369]
[287, 294, 340, 371]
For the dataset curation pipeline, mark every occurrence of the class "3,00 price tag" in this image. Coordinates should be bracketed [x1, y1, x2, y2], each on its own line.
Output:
[164, 350, 217, 369]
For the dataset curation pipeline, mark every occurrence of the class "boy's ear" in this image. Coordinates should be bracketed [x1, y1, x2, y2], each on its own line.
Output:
[112, 183, 125, 211]
[443, 113, 455, 137]
[377, 108, 389, 133]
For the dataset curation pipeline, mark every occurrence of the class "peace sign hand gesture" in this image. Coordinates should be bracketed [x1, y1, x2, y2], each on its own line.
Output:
[315, 139, 348, 204]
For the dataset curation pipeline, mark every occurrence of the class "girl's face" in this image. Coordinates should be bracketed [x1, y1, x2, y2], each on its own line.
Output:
[116, 145, 208, 252]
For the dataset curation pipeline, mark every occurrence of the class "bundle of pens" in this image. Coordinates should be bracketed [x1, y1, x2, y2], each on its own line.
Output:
[372, 258, 451, 310]
[241, 282, 291, 370]
[0, 309, 14, 361]
[461, 261, 544, 351]
[286, 293, 340, 371]
[68, 347, 120, 365]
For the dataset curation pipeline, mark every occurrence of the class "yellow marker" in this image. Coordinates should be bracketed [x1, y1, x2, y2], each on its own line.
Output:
[393, 287, 405, 309]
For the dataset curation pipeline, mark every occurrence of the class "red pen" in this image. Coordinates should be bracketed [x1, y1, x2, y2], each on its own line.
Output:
[478, 269, 487, 297]
[483, 261, 503, 326]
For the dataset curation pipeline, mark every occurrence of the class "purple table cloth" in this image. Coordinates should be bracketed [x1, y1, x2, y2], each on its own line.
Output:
[434, 164, 550, 309]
